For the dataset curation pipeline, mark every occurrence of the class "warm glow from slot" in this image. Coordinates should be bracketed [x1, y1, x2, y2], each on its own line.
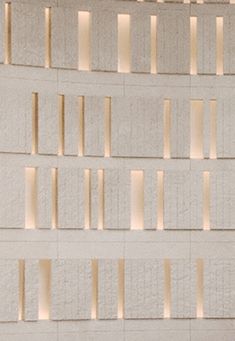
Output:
[91, 260, 98, 319]
[4, 3, 11, 64]
[39, 260, 51, 320]
[118, 14, 130, 73]
[131, 170, 144, 230]
[25, 168, 37, 229]
[18, 260, 25, 320]
[32, 93, 38, 155]
[203, 172, 210, 230]
[58, 95, 64, 156]
[151, 16, 157, 74]
[118, 259, 124, 319]
[51, 168, 57, 229]
[216, 17, 223, 75]
[197, 259, 204, 318]
[164, 99, 171, 159]
[157, 171, 164, 230]
[104, 97, 111, 157]
[78, 11, 90, 71]
[78, 96, 84, 156]
[98, 170, 104, 230]
[164, 259, 171, 318]
[84, 169, 91, 229]
[190, 100, 203, 159]
[45, 8, 51, 68]
[190, 17, 197, 75]
[210, 100, 217, 159]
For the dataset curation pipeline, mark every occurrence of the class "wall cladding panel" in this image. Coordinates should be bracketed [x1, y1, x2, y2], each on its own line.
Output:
[64, 95, 79, 156]
[24, 260, 39, 321]
[224, 15, 235, 74]
[37, 168, 52, 229]
[144, 169, 158, 230]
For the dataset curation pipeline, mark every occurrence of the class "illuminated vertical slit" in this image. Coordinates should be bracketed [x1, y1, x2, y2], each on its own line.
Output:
[164, 99, 171, 159]
[91, 259, 98, 319]
[51, 168, 57, 229]
[164, 259, 171, 318]
[197, 259, 204, 318]
[45, 8, 51, 68]
[197, 0, 203, 3]
[25, 168, 37, 229]
[230, 0, 235, 3]
[210, 100, 217, 159]
[157, 171, 164, 230]
[38, 260, 51, 320]
[104, 97, 111, 157]
[78, 11, 90, 71]
[98, 170, 104, 230]
[131, 170, 144, 230]
[216, 17, 223, 75]
[58, 95, 65, 156]
[84, 169, 91, 230]
[118, 14, 131, 73]
[151, 16, 157, 74]
[32, 93, 38, 155]
[190, 17, 197, 75]
[4, 2, 11, 64]
[18, 260, 25, 320]
[203, 171, 210, 230]
[78, 96, 84, 156]
[190, 100, 203, 159]
[118, 259, 125, 319]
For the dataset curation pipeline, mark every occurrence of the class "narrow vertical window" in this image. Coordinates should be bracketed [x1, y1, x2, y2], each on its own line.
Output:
[91, 259, 98, 319]
[18, 260, 25, 320]
[190, 17, 197, 75]
[197, 259, 204, 318]
[190, 100, 203, 159]
[32, 93, 38, 155]
[118, 259, 125, 319]
[157, 171, 164, 230]
[164, 259, 171, 318]
[98, 169, 104, 230]
[203, 171, 210, 230]
[151, 16, 157, 74]
[84, 169, 91, 229]
[45, 8, 51, 68]
[4, 2, 11, 64]
[78, 96, 84, 156]
[131, 170, 144, 230]
[38, 260, 51, 320]
[78, 11, 90, 71]
[25, 168, 37, 229]
[58, 95, 64, 156]
[104, 97, 111, 157]
[210, 100, 217, 159]
[164, 99, 171, 159]
[118, 14, 131, 73]
[216, 17, 223, 75]
[51, 168, 57, 229]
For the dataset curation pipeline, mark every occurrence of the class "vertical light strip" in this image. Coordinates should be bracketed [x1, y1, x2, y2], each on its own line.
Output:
[98, 169, 104, 230]
[58, 95, 65, 156]
[157, 171, 164, 230]
[45, 8, 51, 68]
[216, 17, 223, 75]
[164, 259, 171, 318]
[190, 100, 203, 159]
[104, 97, 111, 157]
[4, 2, 11, 64]
[164, 99, 171, 159]
[51, 168, 57, 229]
[91, 259, 98, 319]
[38, 260, 51, 320]
[131, 170, 144, 230]
[84, 169, 91, 230]
[197, 259, 204, 318]
[118, 259, 125, 319]
[210, 100, 217, 159]
[118, 14, 131, 73]
[151, 16, 157, 74]
[32, 93, 38, 155]
[203, 171, 210, 230]
[25, 168, 37, 229]
[78, 96, 84, 156]
[190, 17, 197, 75]
[18, 260, 25, 320]
[78, 11, 90, 71]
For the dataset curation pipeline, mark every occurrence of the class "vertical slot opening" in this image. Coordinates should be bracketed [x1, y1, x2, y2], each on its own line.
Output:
[84, 169, 91, 229]
[216, 17, 223, 75]
[78, 96, 84, 156]
[104, 97, 111, 157]
[78, 11, 90, 71]
[164, 259, 171, 318]
[118, 259, 125, 319]
[131, 170, 144, 230]
[32, 93, 38, 155]
[18, 260, 25, 320]
[164, 99, 171, 159]
[38, 260, 51, 320]
[98, 169, 104, 230]
[190, 100, 203, 159]
[58, 95, 65, 156]
[45, 8, 51, 68]
[203, 171, 210, 230]
[151, 16, 157, 74]
[118, 14, 131, 73]
[190, 17, 197, 75]
[51, 168, 57, 229]
[25, 168, 37, 229]
[210, 100, 217, 159]
[196, 258, 204, 318]
[4, 2, 11, 64]
[91, 259, 98, 319]
[157, 171, 164, 230]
